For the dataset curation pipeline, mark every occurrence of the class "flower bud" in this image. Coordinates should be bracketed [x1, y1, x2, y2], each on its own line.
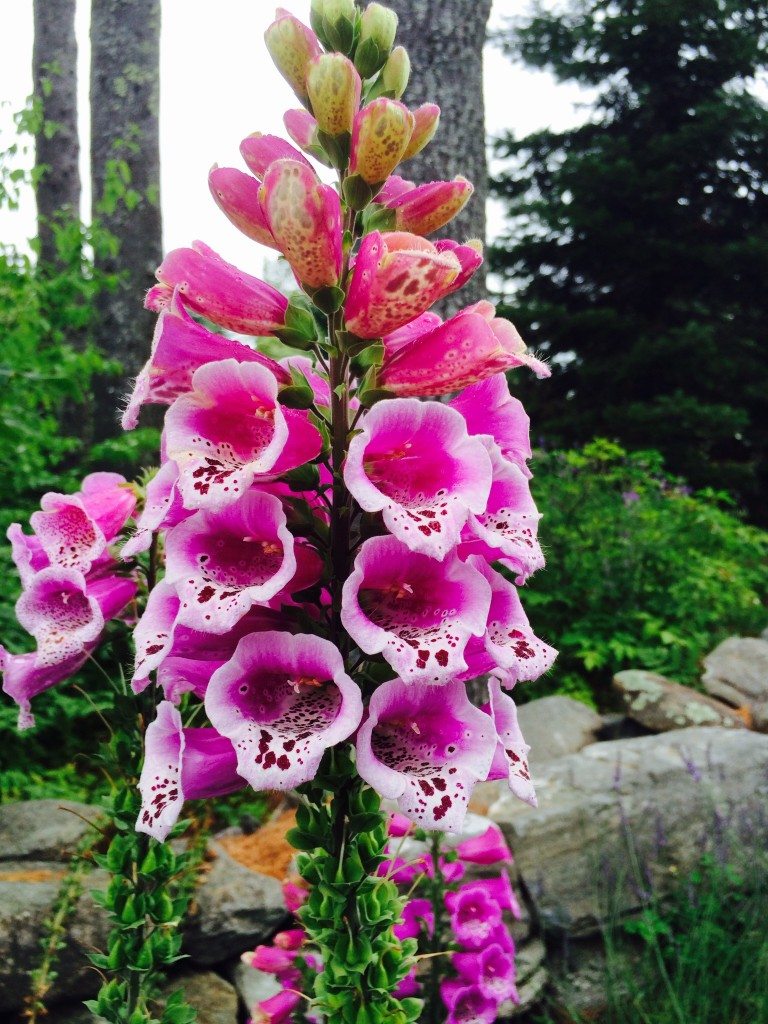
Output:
[311, 0, 357, 53]
[355, 3, 398, 77]
[264, 9, 323, 105]
[381, 45, 410, 99]
[307, 53, 362, 136]
[350, 97, 415, 185]
[402, 102, 440, 161]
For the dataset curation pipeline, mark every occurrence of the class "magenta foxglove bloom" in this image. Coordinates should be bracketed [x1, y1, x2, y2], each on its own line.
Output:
[380, 301, 548, 398]
[145, 242, 289, 336]
[130, 580, 284, 691]
[402, 102, 440, 161]
[355, 678, 494, 831]
[461, 872, 522, 920]
[453, 944, 518, 1004]
[450, 373, 532, 476]
[205, 631, 363, 791]
[208, 165, 278, 248]
[462, 442, 545, 582]
[164, 491, 296, 633]
[242, 944, 297, 975]
[441, 983, 498, 1024]
[1, 644, 89, 729]
[260, 159, 343, 289]
[435, 240, 484, 296]
[486, 678, 537, 807]
[455, 823, 512, 866]
[240, 132, 313, 179]
[341, 536, 491, 685]
[10, 473, 135, 584]
[16, 567, 135, 667]
[122, 291, 289, 430]
[463, 559, 556, 683]
[253, 987, 301, 1024]
[345, 231, 461, 339]
[264, 9, 322, 104]
[283, 109, 320, 153]
[447, 883, 503, 949]
[164, 359, 299, 511]
[386, 811, 413, 837]
[344, 399, 491, 560]
[137, 701, 243, 841]
[394, 898, 434, 940]
[381, 176, 473, 237]
[121, 461, 188, 559]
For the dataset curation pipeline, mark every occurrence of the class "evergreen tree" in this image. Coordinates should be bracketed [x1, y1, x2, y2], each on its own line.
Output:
[491, 0, 768, 517]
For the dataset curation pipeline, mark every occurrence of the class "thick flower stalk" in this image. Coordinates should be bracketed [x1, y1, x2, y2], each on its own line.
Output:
[2, 3, 556, 1022]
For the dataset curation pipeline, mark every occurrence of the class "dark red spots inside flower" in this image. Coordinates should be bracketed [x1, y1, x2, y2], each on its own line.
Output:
[277, 754, 291, 771]
[146, 644, 164, 655]
[435, 649, 449, 667]
[433, 795, 452, 820]
[419, 779, 434, 796]
[197, 585, 216, 603]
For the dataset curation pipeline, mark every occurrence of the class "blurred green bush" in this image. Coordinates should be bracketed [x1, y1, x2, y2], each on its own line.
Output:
[523, 438, 768, 707]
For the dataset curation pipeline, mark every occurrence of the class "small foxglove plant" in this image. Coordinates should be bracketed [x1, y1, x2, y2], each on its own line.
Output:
[2, 2, 557, 1021]
[242, 819, 522, 1024]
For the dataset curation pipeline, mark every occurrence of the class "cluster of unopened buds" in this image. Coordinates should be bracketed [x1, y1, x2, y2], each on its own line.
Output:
[244, 818, 521, 1024]
[2, 2, 556, 1020]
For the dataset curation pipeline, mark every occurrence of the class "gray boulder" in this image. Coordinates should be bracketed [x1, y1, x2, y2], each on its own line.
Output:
[613, 669, 745, 732]
[0, 801, 101, 862]
[518, 696, 604, 767]
[490, 727, 768, 937]
[702, 637, 768, 730]
[184, 844, 288, 965]
[162, 970, 238, 1024]
[0, 863, 110, 1012]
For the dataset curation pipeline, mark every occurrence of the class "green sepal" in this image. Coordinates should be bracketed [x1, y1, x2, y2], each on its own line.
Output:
[286, 827, 320, 852]
[342, 173, 375, 210]
[317, 129, 352, 170]
[283, 462, 322, 491]
[310, 284, 346, 313]
[278, 384, 315, 409]
[322, 12, 356, 54]
[362, 203, 397, 234]
[359, 386, 394, 409]
[354, 338, 384, 370]
[354, 36, 384, 78]
[400, 997, 424, 1022]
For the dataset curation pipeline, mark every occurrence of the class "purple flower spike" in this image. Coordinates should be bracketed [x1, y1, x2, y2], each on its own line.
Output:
[453, 943, 518, 1004]
[342, 536, 491, 684]
[165, 490, 296, 634]
[456, 823, 512, 866]
[355, 678, 494, 831]
[394, 897, 434, 940]
[442, 983, 498, 1024]
[462, 441, 544, 582]
[450, 373, 532, 476]
[448, 884, 503, 949]
[165, 359, 293, 511]
[344, 399, 492, 560]
[205, 631, 363, 791]
[486, 678, 537, 808]
[137, 701, 243, 841]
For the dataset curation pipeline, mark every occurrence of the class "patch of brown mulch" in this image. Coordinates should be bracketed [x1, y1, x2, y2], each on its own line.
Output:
[218, 808, 297, 881]
[0, 868, 65, 883]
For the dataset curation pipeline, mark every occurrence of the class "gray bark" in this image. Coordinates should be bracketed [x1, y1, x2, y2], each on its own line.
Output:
[32, 0, 81, 267]
[388, 0, 492, 308]
[90, 0, 162, 438]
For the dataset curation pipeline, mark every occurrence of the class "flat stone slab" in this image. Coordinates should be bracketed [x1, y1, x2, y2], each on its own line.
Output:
[613, 669, 745, 732]
[490, 727, 768, 937]
[0, 800, 101, 862]
[518, 696, 603, 767]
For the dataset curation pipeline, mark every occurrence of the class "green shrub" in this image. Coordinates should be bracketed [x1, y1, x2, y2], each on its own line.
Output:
[524, 439, 768, 706]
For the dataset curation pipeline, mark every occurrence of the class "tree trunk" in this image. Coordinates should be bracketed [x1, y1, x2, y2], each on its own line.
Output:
[388, 0, 492, 309]
[32, 0, 81, 268]
[90, 0, 162, 439]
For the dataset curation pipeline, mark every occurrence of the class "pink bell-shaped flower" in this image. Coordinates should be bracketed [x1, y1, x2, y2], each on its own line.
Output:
[208, 165, 278, 249]
[349, 98, 415, 185]
[345, 231, 462, 339]
[449, 373, 532, 476]
[485, 678, 537, 807]
[164, 490, 296, 633]
[452, 943, 518, 1005]
[260, 159, 343, 289]
[341, 535, 491, 685]
[344, 398, 492, 560]
[355, 677, 494, 831]
[205, 631, 363, 790]
[146, 241, 289, 336]
[380, 300, 548, 398]
[306, 53, 361, 137]
[381, 176, 474, 237]
[137, 701, 244, 841]
[239, 132, 313, 179]
[1, 644, 90, 730]
[402, 102, 440, 161]
[264, 9, 322, 105]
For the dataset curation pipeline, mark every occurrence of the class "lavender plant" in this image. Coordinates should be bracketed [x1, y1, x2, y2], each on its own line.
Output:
[2, 3, 556, 1021]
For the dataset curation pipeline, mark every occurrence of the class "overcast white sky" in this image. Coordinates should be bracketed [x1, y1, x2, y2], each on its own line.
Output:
[0, 0, 592, 273]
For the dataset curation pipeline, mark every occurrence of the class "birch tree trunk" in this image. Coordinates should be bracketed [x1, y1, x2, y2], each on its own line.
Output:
[387, 0, 492, 308]
[32, 0, 81, 268]
[90, 0, 162, 438]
